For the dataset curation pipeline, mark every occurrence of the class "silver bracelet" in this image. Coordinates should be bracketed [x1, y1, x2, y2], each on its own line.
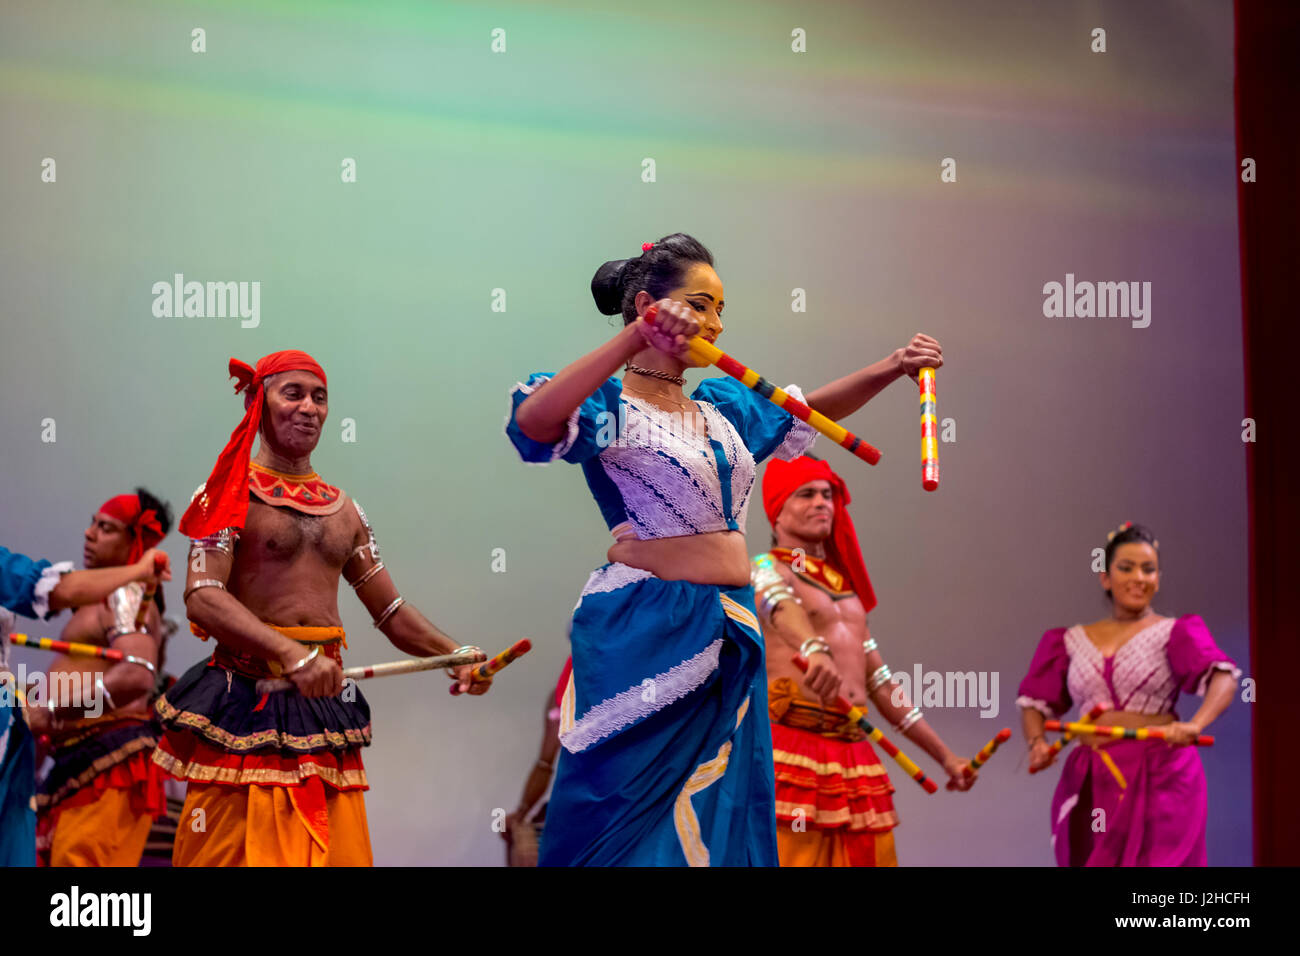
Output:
[894, 706, 923, 733]
[121, 653, 157, 674]
[183, 579, 227, 602]
[867, 664, 893, 693]
[282, 645, 321, 677]
[95, 675, 117, 713]
[862, 638, 878, 655]
[799, 636, 831, 658]
[373, 597, 406, 630]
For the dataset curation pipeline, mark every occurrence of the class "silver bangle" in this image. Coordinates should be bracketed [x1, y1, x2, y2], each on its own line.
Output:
[282, 645, 321, 677]
[799, 636, 831, 658]
[350, 561, 386, 590]
[894, 706, 922, 733]
[96, 675, 116, 713]
[183, 579, 227, 602]
[867, 664, 893, 693]
[862, 638, 878, 655]
[373, 597, 406, 630]
[121, 653, 157, 674]
[453, 644, 485, 660]
[191, 527, 239, 556]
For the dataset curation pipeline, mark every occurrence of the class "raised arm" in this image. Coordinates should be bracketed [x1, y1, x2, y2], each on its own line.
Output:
[804, 334, 942, 421]
[48, 549, 172, 612]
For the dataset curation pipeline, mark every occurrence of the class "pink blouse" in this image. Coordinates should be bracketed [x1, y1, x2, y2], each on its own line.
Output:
[1017, 615, 1240, 719]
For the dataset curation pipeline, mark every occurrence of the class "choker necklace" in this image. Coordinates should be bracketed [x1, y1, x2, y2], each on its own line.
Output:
[625, 363, 685, 386]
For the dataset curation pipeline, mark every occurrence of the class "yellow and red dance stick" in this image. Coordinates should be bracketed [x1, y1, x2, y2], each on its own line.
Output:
[1030, 702, 1108, 774]
[643, 304, 882, 465]
[255, 649, 485, 694]
[963, 728, 1012, 775]
[449, 638, 532, 695]
[9, 633, 129, 663]
[919, 367, 939, 491]
[1044, 719, 1214, 747]
[793, 655, 938, 793]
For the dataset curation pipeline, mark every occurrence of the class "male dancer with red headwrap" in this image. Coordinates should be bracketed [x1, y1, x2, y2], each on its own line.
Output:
[153, 350, 490, 866]
[753, 455, 976, 866]
[23, 489, 174, 866]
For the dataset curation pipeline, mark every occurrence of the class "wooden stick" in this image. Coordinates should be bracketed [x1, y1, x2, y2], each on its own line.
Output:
[1044, 719, 1214, 747]
[644, 304, 882, 465]
[449, 639, 532, 695]
[919, 367, 939, 491]
[964, 728, 1012, 774]
[255, 650, 484, 694]
[10, 633, 127, 662]
[792, 655, 937, 794]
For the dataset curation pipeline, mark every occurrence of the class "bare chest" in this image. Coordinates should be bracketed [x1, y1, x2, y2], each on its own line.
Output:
[237, 501, 355, 570]
[791, 576, 867, 632]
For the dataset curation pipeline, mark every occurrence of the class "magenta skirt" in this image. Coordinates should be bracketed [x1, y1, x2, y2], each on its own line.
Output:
[1051, 738, 1208, 866]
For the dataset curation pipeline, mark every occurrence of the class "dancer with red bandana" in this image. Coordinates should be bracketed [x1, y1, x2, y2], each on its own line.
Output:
[153, 350, 490, 867]
[754, 455, 976, 867]
[23, 489, 174, 866]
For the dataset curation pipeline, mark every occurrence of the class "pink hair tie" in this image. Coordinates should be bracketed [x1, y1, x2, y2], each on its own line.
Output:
[641, 242, 654, 252]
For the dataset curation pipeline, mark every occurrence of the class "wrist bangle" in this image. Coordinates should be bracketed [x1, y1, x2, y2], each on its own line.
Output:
[799, 636, 831, 658]
[894, 706, 922, 733]
[373, 597, 406, 630]
[282, 645, 321, 677]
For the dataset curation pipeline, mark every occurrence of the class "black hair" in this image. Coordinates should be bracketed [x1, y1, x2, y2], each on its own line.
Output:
[591, 233, 715, 324]
[135, 486, 173, 614]
[1102, 522, 1159, 600]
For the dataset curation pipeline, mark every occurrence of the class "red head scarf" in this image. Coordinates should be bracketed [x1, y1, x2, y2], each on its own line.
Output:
[762, 456, 876, 613]
[179, 350, 328, 539]
[98, 494, 166, 565]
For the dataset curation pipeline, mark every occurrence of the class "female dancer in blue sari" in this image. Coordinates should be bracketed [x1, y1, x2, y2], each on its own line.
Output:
[506, 233, 942, 866]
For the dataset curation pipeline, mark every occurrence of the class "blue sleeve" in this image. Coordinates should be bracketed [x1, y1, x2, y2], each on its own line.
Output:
[691, 376, 817, 463]
[505, 373, 624, 465]
[0, 546, 51, 619]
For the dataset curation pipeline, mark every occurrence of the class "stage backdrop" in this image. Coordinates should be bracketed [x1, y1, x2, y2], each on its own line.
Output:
[0, 0, 1249, 865]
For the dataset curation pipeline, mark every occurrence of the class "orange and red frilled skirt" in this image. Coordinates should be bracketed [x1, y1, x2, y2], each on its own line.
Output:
[152, 629, 373, 866]
[35, 714, 168, 866]
[769, 677, 899, 867]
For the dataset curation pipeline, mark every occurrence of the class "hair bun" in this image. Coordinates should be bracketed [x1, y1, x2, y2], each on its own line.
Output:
[591, 258, 631, 316]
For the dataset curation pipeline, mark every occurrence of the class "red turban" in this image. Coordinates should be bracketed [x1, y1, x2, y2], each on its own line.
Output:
[179, 350, 327, 539]
[98, 494, 166, 565]
[762, 456, 876, 613]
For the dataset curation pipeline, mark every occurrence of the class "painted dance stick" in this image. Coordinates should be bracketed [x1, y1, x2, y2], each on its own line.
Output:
[1030, 702, 1108, 774]
[10, 633, 127, 662]
[919, 367, 939, 491]
[1044, 719, 1214, 747]
[793, 655, 938, 794]
[449, 638, 533, 695]
[255, 650, 485, 694]
[963, 728, 1012, 775]
[643, 304, 882, 465]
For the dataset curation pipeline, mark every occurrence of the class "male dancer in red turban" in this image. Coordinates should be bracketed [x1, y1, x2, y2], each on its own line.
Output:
[153, 350, 490, 866]
[25, 489, 173, 865]
[752, 455, 976, 866]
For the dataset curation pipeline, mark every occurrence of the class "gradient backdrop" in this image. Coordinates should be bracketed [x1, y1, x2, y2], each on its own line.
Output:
[0, 0, 1249, 865]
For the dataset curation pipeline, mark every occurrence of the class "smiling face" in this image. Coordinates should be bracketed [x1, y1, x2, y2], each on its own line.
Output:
[259, 370, 327, 458]
[774, 479, 835, 546]
[1100, 541, 1160, 614]
[667, 262, 725, 368]
[84, 512, 132, 568]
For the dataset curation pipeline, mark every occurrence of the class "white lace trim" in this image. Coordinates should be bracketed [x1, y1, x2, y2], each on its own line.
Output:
[771, 384, 819, 462]
[504, 376, 583, 466]
[1195, 661, 1242, 696]
[30, 561, 74, 620]
[577, 563, 655, 604]
[559, 639, 723, 754]
[1016, 695, 1057, 718]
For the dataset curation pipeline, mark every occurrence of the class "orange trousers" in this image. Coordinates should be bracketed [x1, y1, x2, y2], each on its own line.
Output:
[777, 825, 898, 867]
[172, 782, 372, 867]
[45, 788, 154, 867]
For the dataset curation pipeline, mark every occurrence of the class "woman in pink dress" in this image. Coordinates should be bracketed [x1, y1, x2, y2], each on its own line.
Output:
[1018, 522, 1239, 866]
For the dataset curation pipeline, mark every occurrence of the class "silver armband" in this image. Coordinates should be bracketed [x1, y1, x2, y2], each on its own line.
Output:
[353, 499, 380, 563]
[105, 583, 146, 639]
[894, 706, 923, 733]
[373, 597, 406, 630]
[867, 664, 894, 693]
[190, 527, 239, 556]
[752, 554, 798, 616]
[183, 579, 227, 602]
[862, 638, 878, 655]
